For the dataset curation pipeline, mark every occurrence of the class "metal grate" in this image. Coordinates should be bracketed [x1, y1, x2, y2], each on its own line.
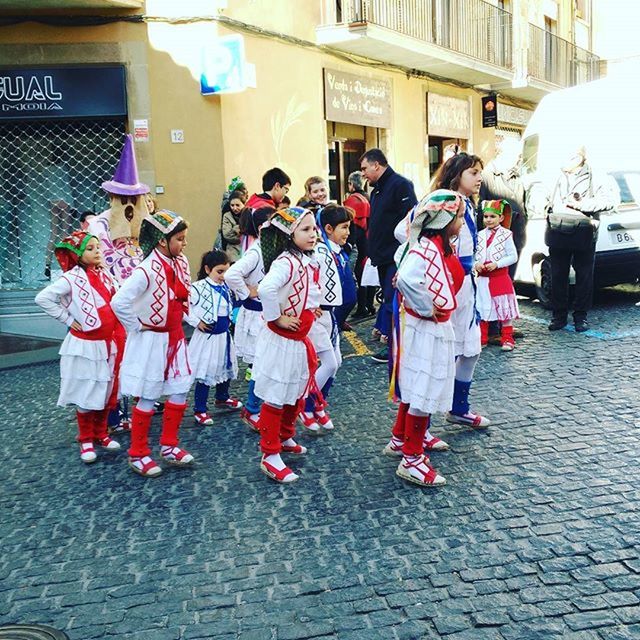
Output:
[0, 119, 126, 290]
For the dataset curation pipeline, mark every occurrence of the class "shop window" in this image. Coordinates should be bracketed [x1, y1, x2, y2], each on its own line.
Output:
[0, 119, 126, 290]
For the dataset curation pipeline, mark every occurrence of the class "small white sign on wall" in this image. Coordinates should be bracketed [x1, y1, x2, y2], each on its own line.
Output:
[133, 119, 149, 142]
[171, 129, 184, 144]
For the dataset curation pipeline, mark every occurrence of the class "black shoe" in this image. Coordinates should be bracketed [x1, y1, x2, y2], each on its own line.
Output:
[371, 348, 389, 363]
[367, 307, 377, 316]
[548, 319, 567, 331]
[574, 319, 589, 333]
[351, 308, 368, 319]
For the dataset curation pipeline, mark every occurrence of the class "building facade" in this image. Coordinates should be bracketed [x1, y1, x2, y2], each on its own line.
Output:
[0, 0, 599, 338]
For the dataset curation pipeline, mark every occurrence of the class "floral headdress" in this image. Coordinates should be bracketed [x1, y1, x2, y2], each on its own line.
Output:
[54, 231, 97, 272]
[139, 210, 185, 258]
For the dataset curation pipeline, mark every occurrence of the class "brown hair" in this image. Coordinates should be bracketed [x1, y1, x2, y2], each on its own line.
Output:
[434, 152, 484, 192]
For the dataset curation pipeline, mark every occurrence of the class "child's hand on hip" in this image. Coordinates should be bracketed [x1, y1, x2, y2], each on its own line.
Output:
[275, 314, 301, 331]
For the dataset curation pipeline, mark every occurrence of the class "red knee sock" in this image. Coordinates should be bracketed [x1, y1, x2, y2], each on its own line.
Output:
[392, 402, 409, 440]
[128, 407, 154, 457]
[76, 411, 94, 444]
[159, 401, 187, 448]
[480, 321, 489, 346]
[402, 413, 429, 457]
[259, 404, 284, 455]
[92, 408, 110, 441]
[280, 401, 301, 443]
[501, 325, 514, 345]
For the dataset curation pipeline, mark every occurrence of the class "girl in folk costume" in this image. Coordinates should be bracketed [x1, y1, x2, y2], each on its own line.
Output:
[475, 199, 520, 351]
[225, 206, 274, 432]
[434, 153, 491, 429]
[187, 250, 241, 426]
[384, 191, 465, 486]
[253, 207, 323, 483]
[35, 231, 123, 463]
[111, 211, 194, 478]
[299, 205, 355, 433]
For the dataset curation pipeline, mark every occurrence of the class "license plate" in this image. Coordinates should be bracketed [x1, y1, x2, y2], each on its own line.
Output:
[609, 230, 636, 245]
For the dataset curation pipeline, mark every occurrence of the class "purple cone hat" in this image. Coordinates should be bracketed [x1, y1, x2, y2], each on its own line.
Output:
[102, 134, 150, 196]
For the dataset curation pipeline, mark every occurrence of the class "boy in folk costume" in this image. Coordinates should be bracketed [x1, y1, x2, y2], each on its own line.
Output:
[475, 199, 520, 351]
[385, 191, 465, 486]
[252, 207, 323, 484]
[111, 211, 194, 478]
[35, 231, 123, 463]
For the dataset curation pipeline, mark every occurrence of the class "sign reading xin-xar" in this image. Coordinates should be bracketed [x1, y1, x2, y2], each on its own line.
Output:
[0, 66, 127, 121]
[324, 68, 392, 129]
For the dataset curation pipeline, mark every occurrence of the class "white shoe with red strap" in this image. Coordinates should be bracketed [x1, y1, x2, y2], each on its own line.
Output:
[79, 443, 97, 464]
[382, 437, 404, 457]
[194, 412, 214, 426]
[260, 454, 299, 483]
[446, 411, 490, 428]
[423, 432, 450, 451]
[298, 411, 321, 435]
[281, 439, 307, 455]
[160, 446, 194, 466]
[215, 397, 243, 410]
[240, 408, 260, 433]
[128, 455, 162, 477]
[96, 436, 121, 451]
[396, 454, 446, 487]
[315, 411, 334, 431]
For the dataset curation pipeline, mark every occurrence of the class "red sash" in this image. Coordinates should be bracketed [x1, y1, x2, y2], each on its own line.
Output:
[142, 260, 190, 380]
[267, 309, 324, 406]
[482, 266, 513, 297]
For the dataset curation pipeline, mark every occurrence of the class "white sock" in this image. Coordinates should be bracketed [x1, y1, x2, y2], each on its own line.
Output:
[281, 438, 296, 447]
[424, 430, 436, 443]
[264, 453, 286, 470]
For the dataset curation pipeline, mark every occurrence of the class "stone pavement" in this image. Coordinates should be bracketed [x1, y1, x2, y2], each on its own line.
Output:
[1, 287, 640, 640]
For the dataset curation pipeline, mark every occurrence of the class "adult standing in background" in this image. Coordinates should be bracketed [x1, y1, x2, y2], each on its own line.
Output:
[545, 147, 617, 333]
[360, 149, 417, 363]
[343, 171, 375, 319]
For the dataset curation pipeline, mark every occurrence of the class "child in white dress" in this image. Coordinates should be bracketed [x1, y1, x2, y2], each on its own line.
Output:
[475, 199, 520, 351]
[188, 250, 241, 426]
[224, 206, 273, 431]
[384, 190, 466, 487]
[111, 210, 194, 478]
[252, 207, 323, 484]
[35, 231, 122, 464]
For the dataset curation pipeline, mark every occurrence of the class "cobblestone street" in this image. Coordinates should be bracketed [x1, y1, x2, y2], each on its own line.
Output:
[2, 288, 640, 640]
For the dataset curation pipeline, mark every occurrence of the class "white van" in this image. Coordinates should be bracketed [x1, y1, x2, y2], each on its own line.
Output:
[515, 74, 640, 305]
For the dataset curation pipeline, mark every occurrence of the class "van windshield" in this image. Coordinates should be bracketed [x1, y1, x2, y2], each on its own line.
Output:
[610, 172, 640, 206]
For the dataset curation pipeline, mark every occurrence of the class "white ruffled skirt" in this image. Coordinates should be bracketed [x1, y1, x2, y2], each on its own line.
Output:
[252, 324, 310, 406]
[57, 333, 117, 410]
[188, 328, 238, 386]
[451, 274, 482, 358]
[119, 329, 192, 399]
[397, 315, 456, 414]
[476, 277, 520, 322]
[234, 307, 263, 365]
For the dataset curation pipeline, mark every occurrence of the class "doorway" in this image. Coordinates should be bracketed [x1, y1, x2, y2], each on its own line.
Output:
[327, 122, 368, 202]
[428, 136, 466, 178]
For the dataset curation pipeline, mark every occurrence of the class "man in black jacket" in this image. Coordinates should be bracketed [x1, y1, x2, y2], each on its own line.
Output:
[360, 148, 417, 363]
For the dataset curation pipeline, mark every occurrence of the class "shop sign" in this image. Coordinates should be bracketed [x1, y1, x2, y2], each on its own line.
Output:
[428, 93, 470, 139]
[482, 94, 498, 128]
[201, 34, 249, 95]
[0, 65, 127, 121]
[324, 68, 392, 129]
[497, 103, 532, 127]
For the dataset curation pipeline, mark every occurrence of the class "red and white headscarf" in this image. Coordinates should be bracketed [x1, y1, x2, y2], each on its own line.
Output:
[54, 231, 97, 272]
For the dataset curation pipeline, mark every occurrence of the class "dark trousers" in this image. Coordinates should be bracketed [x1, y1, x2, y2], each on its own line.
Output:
[549, 244, 595, 322]
[374, 262, 396, 338]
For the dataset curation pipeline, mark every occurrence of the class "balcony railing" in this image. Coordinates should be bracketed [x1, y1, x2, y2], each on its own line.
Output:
[331, 0, 513, 70]
[528, 23, 600, 87]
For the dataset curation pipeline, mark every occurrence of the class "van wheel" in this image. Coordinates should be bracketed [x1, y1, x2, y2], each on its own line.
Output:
[533, 257, 553, 309]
